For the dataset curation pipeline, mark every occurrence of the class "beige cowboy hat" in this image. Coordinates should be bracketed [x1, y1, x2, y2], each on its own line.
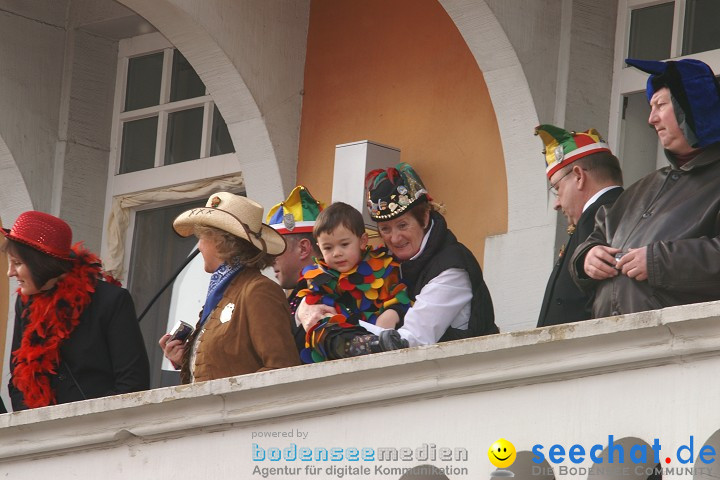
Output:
[173, 192, 286, 255]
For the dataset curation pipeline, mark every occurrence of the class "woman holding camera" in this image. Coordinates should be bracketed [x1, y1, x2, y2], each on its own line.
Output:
[159, 192, 300, 383]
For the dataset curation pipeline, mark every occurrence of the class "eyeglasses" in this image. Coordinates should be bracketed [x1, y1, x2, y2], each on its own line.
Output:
[548, 167, 587, 196]
[548, 170, 572, 196]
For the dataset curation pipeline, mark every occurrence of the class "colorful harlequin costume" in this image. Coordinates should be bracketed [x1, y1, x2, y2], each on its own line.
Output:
[297, 247, 410, 363]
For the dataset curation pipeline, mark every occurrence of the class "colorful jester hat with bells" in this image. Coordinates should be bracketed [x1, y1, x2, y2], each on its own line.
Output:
[365, 162, 431, 221]
[266, 185, 325, 234]
[626, 57, 720, 148]
[535, 124, 611, 179]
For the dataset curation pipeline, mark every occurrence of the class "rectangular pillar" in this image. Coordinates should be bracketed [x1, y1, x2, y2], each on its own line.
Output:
[332, 140, 400, 226]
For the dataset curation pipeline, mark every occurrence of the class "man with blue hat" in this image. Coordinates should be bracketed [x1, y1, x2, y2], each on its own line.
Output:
[535, 125, 623, 327]
[267, 186, 325, 350]
[571, 58, 720, 317]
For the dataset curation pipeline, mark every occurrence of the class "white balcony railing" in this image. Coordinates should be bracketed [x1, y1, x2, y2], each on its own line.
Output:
[2, 301, 720, 479]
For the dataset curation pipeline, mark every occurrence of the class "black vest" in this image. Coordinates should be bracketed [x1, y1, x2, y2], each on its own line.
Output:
[399, 212, 498, 341]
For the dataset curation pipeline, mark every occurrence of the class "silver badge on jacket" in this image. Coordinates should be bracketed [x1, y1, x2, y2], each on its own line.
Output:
[220, 303, 235, 323]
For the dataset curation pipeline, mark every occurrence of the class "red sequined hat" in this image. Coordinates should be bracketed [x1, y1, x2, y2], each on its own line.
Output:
[1, 211, 73, 260]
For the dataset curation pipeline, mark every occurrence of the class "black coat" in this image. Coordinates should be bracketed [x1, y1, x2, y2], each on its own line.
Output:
[537, 187, 623, 327]
[9, 281, 150, 411]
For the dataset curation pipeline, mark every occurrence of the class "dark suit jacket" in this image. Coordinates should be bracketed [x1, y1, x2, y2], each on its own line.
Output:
[10, 281, 150, 411]
[537, 187, 623, 327]
[288, 279, 308, 353]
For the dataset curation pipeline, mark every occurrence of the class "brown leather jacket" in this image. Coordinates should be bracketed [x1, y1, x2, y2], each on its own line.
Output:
[181, 268, 300, 383]
[571, 143, 720, 318]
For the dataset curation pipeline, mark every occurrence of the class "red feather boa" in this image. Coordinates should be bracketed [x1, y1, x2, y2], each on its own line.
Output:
[11, 243, 117, 408]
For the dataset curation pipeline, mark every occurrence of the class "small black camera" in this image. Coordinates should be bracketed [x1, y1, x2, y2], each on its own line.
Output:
[169, 321, 194, 343]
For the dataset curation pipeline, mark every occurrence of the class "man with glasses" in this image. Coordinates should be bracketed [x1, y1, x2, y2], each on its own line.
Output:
[571, 58, 720, 318]
[535, 125, 623, 327]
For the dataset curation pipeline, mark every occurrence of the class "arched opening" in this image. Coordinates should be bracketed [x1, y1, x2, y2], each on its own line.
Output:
[438, 0, 552, 330]
[113, 0, 297, 207]
[0, 132, 32, 410]
[74, 0, 304, 388]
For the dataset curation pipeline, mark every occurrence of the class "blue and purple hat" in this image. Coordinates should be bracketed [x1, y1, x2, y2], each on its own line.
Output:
[626, 58, 720, 148]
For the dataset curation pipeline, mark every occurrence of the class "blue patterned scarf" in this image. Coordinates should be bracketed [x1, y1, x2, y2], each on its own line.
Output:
[199, 262, 244, 327]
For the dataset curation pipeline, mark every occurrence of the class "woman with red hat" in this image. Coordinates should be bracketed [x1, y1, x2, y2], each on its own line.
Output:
[1, 211, 150, 411]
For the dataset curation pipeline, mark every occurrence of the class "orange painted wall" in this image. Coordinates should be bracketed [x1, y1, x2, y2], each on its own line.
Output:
[297, 0, 508, 263]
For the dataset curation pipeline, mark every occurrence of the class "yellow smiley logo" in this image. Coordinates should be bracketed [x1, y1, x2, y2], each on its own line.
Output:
[488, 438, 517, 469]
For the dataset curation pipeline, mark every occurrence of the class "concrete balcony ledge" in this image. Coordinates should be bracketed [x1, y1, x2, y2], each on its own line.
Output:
[1, 300, 720, 466]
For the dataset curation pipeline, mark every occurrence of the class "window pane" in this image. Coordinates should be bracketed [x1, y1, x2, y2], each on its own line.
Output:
[683, 0, 720, 55]
[170, 50, 206, 102]
[620, 92, 659, 186]
[210, 105, 235, 156]
[120, 116, 158, 174]
[124, 52, 163, 111]
[165, 107, 204, 165]
[127, 200, 205, 388]
[628, 2, 674, 61]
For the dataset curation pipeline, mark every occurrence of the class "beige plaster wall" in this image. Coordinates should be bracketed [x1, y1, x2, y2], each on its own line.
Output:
[0, 2, 67, 213]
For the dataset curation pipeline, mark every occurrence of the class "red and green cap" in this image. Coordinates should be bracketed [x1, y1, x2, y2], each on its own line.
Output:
[266, 185, 325, 234]
[535, 124, 611, 179]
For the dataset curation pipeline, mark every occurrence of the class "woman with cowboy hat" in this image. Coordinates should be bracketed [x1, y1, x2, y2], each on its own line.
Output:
[298, 162, 499, 348]
[159, 192, 300, 383]
[2, 211, 150, 411]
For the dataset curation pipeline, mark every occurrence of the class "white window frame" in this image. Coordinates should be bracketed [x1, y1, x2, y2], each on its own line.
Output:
[610, 0, 720, 165]
[101, 32, 240, 272]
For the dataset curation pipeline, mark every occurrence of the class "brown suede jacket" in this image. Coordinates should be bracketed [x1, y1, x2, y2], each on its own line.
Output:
[182, 268, 300, 383]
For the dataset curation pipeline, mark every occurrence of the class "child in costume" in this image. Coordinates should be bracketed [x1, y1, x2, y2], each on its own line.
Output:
[297, 202, 410, 363]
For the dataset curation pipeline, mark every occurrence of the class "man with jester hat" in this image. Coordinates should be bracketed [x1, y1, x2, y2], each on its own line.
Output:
[266, 186, 326, 351]
[571, 58, 720, 317]
[535, 125, 623, 327]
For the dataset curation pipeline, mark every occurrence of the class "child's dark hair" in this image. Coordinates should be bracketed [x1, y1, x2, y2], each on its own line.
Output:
[313, 202, 366, 238]
[2, 239, 74, 289]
